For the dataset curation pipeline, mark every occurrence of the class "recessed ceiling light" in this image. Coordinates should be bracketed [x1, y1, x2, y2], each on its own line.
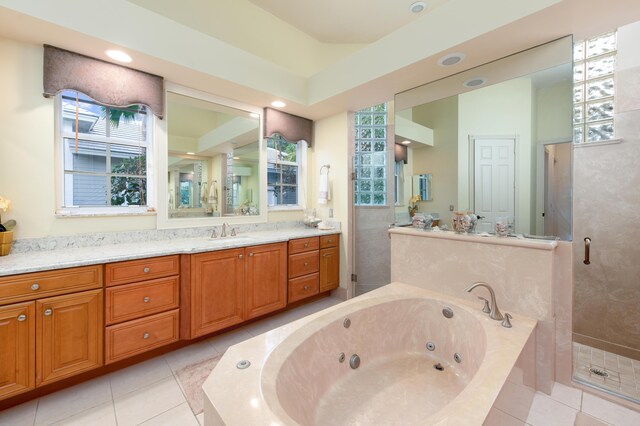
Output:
[250, 113, 260, 118]
[463, 77, 488, 88]
[401, 140, 412, 145]
[438, 53, 466, 67]
[186, 152, 195, 155]
[409, 1, 427, 13]
[271, 101, 286, 108]
[105, 50, 132, 63]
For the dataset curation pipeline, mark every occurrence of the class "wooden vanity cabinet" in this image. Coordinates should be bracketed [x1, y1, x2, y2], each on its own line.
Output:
[287, 237, 320, 303]
[36, 289, 103, 386]
[188, 242, 287, 338]
[0, 302, 35, 400]
[104, 255, 181, 364]
[319, 235, 340, 293]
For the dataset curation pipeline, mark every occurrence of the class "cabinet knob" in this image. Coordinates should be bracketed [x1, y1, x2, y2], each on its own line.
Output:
[143, 332, 150, 339]
[17, 314, 27, 322]
[143, 296, 150, 303]
[31, 283, 40, 291]
[43, 308, 53, 316]
[304, 243, 308, 247]
[304, 262, 308, 266]
[328, 239, 333, 243]
[249, 253, 254, 257]
[143, 267, 151, 273]
[303, 285, 309, 291]
[323, 254, 329, 257]
[238, 254, 244, 259]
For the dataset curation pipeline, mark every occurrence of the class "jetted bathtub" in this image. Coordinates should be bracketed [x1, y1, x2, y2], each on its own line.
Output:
[202, 282, 536, 425]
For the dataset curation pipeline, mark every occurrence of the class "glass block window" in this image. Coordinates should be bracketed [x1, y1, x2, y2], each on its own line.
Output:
[573, 32, 617, 143]
[59, 90, 150, 207]
[354, 103, 387, 206]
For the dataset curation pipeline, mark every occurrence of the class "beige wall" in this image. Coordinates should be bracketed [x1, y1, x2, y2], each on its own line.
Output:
[411, 96, 459, 225]
[0, 36, 306, 238]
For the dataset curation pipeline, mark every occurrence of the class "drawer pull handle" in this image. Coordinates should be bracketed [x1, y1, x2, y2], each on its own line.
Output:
[249, 253, 254, 257]
[17, 314, 27, 322]
[31, 283, 40, 291]
[143, 332, 150, 339]
[239, 254, 244, 259]
[303, 285, 309, 291]
[143, 267, 151, 273]
[43, 308, 53, 316]
[143, 296, 151, 303]
[304, 243, 308, 247]
[323, 254, 329, 257]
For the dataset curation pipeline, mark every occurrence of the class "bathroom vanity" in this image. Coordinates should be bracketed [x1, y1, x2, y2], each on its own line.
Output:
[0, 230, 340, 407]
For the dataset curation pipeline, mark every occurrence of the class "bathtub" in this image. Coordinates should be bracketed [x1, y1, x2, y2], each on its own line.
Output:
[202, 282, 537, 425]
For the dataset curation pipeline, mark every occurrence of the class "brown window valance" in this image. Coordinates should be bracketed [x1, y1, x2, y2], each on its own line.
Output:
[43, 45, 165, 119]
[263, 107, 313, 147]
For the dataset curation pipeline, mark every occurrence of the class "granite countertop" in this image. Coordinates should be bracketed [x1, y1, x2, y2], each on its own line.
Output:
[0, 227, 341, 277]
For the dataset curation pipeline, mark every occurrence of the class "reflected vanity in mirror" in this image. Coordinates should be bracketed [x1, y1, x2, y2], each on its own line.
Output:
[412, 174, 433, 202]
[158, 86, 265, 227]
[395, 37, 573, 240]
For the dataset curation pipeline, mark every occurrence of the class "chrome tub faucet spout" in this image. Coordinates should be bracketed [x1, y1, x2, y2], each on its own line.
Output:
[465, 282, 504, 321]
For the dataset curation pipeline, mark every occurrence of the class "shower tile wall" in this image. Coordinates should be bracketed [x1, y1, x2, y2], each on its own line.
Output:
[572, 21, 640, 361]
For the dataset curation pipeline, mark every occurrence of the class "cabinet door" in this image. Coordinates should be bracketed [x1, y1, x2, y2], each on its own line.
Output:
[36, 289, 103, 386]
[245, 242, 287, 320]
[0, 302, 35, 400]
[319, 247, 340, 292]
[191, 249, 245, 338]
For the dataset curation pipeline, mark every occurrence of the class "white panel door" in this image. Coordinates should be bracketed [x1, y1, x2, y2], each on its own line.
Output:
[474, 138, 515, 233]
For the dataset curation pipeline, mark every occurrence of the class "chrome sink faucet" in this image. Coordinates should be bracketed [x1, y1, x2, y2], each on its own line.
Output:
[221, 222, 229, 238]
[465, 282, 504, 321]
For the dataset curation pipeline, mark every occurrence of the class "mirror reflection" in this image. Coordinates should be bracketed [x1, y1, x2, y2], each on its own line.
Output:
[167, 92, 260, 218]
[395, 38, 573, 240]
[412, 174, 433, 202]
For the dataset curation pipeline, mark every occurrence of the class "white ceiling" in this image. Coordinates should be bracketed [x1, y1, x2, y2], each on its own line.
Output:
[248, 0, 451, 44]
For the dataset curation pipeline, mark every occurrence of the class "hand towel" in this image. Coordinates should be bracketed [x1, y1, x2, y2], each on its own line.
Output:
[208, 182, 218, 206]
[318, 174, 330, 205]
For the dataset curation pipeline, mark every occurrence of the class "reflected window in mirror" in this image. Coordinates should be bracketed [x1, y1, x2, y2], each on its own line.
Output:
[267, 134, 306, 208]
[161, 88, 263, 225]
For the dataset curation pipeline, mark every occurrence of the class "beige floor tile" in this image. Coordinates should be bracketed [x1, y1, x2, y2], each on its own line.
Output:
[526, 392, 578, 426]
[581, 393, 640, 426]
[109, 356, 174, 397]
[574, 412, 612, 426]
[50, 401, 116, 426]
[550, 382, 583, 410]
[113, 376, 186, 426]
[35, 376, 112, 426]
[138, 402, 199, 426]
[207, 328, 253, 353]
[0, 399, 38, 426]
[164, 340, 219, 373]
[484, 407, 526, 426]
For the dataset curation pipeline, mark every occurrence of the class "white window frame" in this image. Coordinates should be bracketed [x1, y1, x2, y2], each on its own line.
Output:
[267, 138, 307, 211]
[54, 92, 155, 217]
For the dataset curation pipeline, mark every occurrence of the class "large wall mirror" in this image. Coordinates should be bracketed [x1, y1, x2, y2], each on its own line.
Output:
[395, 37, 573, 240]
[157, 85, 265, 228]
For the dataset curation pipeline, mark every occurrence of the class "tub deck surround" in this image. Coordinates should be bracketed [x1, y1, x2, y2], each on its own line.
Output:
[202, 282, 537, 426]
[0, 226, 341, 277]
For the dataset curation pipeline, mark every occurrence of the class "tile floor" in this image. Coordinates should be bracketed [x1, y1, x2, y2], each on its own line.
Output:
[573, 342, 640, 403]
[0, 297, 639, 426]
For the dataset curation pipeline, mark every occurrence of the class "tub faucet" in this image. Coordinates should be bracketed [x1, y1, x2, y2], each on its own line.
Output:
[465, 282, 504, 321]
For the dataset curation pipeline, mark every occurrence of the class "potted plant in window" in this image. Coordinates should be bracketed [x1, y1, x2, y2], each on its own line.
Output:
[0, 195, 16, 256]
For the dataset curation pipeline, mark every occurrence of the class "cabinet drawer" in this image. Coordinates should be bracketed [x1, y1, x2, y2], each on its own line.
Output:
[0, 266, 102, 306]
[105, 255, 179, 287]
[288, 237, 319, 254]
[320, 234, 339, 249]
[288, 273, 319, 303]
[105, 276, 179, 325]
[288, 251, 319, 278]
[105, 309, 179, 364]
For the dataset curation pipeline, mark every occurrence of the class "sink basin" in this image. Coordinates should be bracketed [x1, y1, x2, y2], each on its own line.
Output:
[207, 236, 253, 243]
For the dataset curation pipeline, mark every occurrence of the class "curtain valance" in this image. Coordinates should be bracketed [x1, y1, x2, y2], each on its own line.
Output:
[263, 107, 313, 147]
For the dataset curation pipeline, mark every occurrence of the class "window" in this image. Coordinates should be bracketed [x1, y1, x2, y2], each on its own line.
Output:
[573, 32, 617, 143]
[57, 90, 152, 212]
[267, 134, 303, 207]
[354, 103, 387, 206]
